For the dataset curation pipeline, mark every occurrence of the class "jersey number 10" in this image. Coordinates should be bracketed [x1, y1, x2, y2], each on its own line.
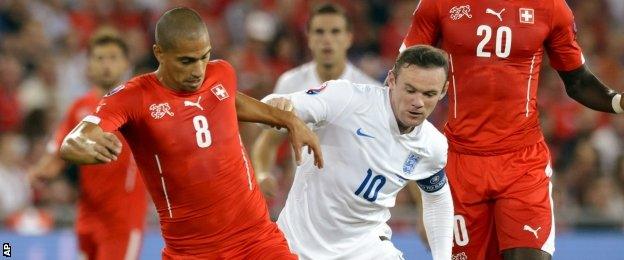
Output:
[355, 169, 386, 202]
[192, 115, 212, 148]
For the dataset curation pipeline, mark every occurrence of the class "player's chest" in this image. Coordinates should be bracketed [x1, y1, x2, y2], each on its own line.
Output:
[330, 115, 428, 184]
[440, 1, 551, 58]
[137, 86, 237, 150]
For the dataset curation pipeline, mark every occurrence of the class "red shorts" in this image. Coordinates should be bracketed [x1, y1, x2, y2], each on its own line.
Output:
[161, 222, 297, 260]
[78, 228, 143, 260]
[447, 140, 555, 260]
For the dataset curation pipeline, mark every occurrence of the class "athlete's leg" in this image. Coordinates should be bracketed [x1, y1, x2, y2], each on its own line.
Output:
[494, 141, 555, 259]
[446, 151, 501, 260]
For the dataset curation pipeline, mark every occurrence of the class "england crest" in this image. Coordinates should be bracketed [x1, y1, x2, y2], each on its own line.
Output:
[402, 152, 421, 175]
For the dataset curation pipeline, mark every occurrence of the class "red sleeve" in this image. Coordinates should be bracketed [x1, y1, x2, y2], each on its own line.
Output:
[545, 0, 584, 72]
[401, 0, 441, 51]
[91, 83, 142, 132]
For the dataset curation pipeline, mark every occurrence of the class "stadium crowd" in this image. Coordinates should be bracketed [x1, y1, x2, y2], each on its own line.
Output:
[0, 0, 623, 235]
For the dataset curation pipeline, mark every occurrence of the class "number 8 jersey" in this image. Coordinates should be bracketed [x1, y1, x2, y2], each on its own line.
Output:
[270, 80, 448, 259]
[87, 60, 275, 255]
[402, 0, 584, 155]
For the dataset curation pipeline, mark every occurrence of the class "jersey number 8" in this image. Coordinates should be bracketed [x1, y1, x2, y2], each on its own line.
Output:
[192, 115, 212, 148]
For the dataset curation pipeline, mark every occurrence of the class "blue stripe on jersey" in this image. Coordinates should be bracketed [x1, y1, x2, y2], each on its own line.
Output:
[416, 169, 447, 193]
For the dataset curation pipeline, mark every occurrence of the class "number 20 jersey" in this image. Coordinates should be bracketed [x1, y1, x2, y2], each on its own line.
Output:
[402, 0, 584, 155]
[89, 60, 273, 255]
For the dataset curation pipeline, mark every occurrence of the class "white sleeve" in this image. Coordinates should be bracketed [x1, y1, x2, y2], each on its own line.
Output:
[419, 173, 454, 260]
[262, 80, 355, 126]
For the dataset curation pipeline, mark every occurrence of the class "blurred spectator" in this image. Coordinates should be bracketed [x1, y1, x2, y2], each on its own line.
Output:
[0, 133, 31, 219]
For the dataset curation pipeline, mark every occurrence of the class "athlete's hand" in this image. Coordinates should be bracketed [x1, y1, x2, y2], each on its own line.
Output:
[265, 97, 294, 112]
[285, 114, 323, 169]
[60, 122, 122, 164]
[265, 98, 294, 131]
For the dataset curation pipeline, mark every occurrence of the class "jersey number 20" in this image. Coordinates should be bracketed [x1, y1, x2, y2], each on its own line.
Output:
[476, 25, 512, 58]
[192, 115, 212, 148]
[355, 169, 386, 202]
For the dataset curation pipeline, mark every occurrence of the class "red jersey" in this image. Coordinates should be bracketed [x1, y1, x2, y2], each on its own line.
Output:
[52, 89, 147, 234]
[402, 0, 584, 155]
[90, 60, 272, 255]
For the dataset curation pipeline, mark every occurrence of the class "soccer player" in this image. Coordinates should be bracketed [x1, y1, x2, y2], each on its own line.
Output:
[251, 3, 380, 198]
[29, 33, 147, 260]
[402, 1, 624, 259]
[58, 7, 322, 259]
[263, 45, 453, 260]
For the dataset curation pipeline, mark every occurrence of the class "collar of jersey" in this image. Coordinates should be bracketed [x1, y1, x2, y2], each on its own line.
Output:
[147, 72, 210, 97]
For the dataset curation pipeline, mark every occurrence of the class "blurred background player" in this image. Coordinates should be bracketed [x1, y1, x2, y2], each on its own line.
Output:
[28, 31, 147, 260]
[403, 0, 624, 259]
[264, 45, 453, 260]
[251, 3, 380, 202]
[59, 7, 322, 259]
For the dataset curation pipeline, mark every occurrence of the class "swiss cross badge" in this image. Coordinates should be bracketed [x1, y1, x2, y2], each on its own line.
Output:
[211, 84, 229, 101]
[519, 8, 534, 24]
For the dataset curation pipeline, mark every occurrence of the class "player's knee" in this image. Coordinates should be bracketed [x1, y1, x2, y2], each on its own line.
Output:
[502, 247, 551, 260]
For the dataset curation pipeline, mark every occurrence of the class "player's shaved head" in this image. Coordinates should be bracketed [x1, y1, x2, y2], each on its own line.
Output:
[155, 7, 208, 51]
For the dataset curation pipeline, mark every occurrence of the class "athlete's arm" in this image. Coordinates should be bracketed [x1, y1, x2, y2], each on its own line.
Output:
[28, 152, 66, 187]
[250, 129, 286, 198]
[59, 122, 122, 164]
[558, 65, 623, 113]
[236, 92, 323, 168]
[417, 169, 453, 260]
[405, 181, 431, 251]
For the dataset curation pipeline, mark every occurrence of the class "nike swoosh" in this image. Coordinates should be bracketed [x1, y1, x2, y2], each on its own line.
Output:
[356, 128, 375, 138]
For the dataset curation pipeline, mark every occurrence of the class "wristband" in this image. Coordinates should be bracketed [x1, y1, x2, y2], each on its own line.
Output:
[612, 94, 624, 114]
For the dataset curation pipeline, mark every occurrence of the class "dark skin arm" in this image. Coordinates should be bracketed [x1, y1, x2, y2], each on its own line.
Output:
[235, 92, 324, 168]
[558, 64, 621, 113]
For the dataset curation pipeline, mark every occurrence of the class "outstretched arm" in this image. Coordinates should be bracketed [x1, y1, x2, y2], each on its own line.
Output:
[59, 122, 122, 164]
[558, 65, 623, 113]
[28, 151, 66, 187]
[251, 129, 287, 198]
[236, 92, 323, 168]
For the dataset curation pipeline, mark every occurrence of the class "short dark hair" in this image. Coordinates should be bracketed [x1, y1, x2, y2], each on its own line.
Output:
[155, 7, 207, 51]
[392, 45, 449, 77]
[88, 34, 129, 58]
[307, 3, 351, 31]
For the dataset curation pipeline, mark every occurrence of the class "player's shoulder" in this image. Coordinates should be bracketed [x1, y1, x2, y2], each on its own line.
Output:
[280, 62, 315, 82]
[346, 64, 382, 87]
[207, 59, 234, 70]
[102, 74, 151, 100]
[275, 62, 315, 93]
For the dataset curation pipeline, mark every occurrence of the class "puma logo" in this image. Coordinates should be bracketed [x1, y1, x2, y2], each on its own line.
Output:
[523, 225, 541, 239]
[486, 8, 505, 21]
[184, 96, 204, 111]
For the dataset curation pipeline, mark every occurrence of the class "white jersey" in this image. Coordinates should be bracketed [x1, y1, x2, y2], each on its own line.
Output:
[273, 62, 381, 94]
[268, 80, 448, 259]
